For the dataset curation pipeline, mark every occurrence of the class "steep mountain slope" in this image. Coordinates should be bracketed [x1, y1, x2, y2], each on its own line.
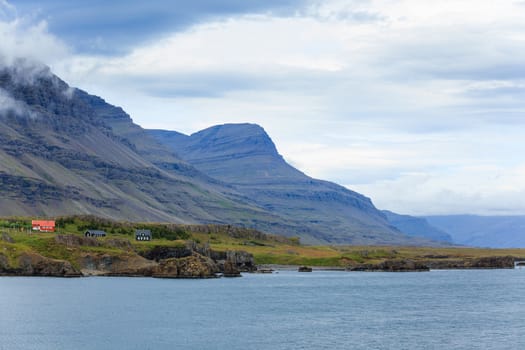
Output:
[382, 211, 452, 243]
[425, 215, 525, 248]
[148, 124, 434, 245]
[0, 62, 281, 227]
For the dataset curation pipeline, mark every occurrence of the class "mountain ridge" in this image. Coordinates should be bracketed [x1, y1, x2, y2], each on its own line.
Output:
[148, 124, 442, 245]
[0, 61, 443, 246]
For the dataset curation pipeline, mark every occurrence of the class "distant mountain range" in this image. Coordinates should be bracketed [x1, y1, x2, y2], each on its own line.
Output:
[380, 212, 525, 248]
[424, 215, 525, 248]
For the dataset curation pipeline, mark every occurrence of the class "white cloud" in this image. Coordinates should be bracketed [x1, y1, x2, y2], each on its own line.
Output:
[0, 87, 39, 119]
[0, 88, 24, 114]
[0, 17, 69, 67]
[352, 164, 525, 216]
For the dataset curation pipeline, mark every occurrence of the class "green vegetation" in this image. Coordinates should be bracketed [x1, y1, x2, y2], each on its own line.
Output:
[56, 215, 190, 240]
[0, 218, 31, 230]
[2, 215, 525, 270]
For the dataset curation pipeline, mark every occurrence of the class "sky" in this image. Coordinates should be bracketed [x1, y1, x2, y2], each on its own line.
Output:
[1, 0, 525, 216]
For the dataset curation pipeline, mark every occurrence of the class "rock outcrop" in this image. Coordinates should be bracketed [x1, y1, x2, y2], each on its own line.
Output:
[424, 256, 515, 269]
[80, 253, 156, 276]
[211, 250, 256, 272]
[141, 244, 194, 261]
[348, 259, 430, 272]
[0, 252, 82, 277]
[153, 253, 219, 278]
[222, 260, 241, 277]
[141, 243, 256, 275]
[347, 256, 516, 272]
[298, 266, 313, 272]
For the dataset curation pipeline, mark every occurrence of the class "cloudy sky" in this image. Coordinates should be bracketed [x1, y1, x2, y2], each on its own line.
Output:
[1, 0, 525, 216]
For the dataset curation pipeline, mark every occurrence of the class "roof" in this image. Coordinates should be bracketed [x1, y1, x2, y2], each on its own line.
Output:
[135, 229, 152, 236]
[85, 230, 107, 235]
[32, 220, 55, 226]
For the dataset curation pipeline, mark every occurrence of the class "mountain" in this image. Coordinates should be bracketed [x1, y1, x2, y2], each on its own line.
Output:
[382, 211, 452, 243]
[425, 215, 525, 248]
[0, 60, 442, 245]
[0, 61, 281, 227]
[148, 124, 438, 245]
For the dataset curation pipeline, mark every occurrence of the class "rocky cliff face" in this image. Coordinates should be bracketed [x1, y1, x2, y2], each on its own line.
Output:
[153, 253, 219, 278]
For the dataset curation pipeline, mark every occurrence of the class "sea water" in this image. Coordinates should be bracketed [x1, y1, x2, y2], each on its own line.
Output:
[1, 269, 525, 349]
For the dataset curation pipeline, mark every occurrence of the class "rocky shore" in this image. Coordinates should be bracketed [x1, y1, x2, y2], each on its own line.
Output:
[346, 256, 516, 272]
[0, 234, 255, 278]
[0, 232, 521, 277]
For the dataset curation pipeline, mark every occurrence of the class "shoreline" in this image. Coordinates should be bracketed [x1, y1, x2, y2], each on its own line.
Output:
[0, 264, 521, 278]
[2, 230, 524, 278]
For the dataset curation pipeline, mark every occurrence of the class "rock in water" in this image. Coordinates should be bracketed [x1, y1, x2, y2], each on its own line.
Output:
[223, 260, 241, 277]
[348, 259, 430, 272]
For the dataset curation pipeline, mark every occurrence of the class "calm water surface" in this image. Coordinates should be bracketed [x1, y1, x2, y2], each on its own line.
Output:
[1, 269, 525, 349]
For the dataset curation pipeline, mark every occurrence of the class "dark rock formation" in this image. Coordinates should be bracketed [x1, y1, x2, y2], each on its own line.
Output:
[141, 244, 197, 261]
[226, 250, 256, 272]
[211, 250, 256, 272]
[222, 259, 241, 277]
[348, 259, 430, 272]
[142, 242, 256, 274]
[79, 243, 221, 278]
[424, 256, 515, 269]
[347, 256, 516, 272]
